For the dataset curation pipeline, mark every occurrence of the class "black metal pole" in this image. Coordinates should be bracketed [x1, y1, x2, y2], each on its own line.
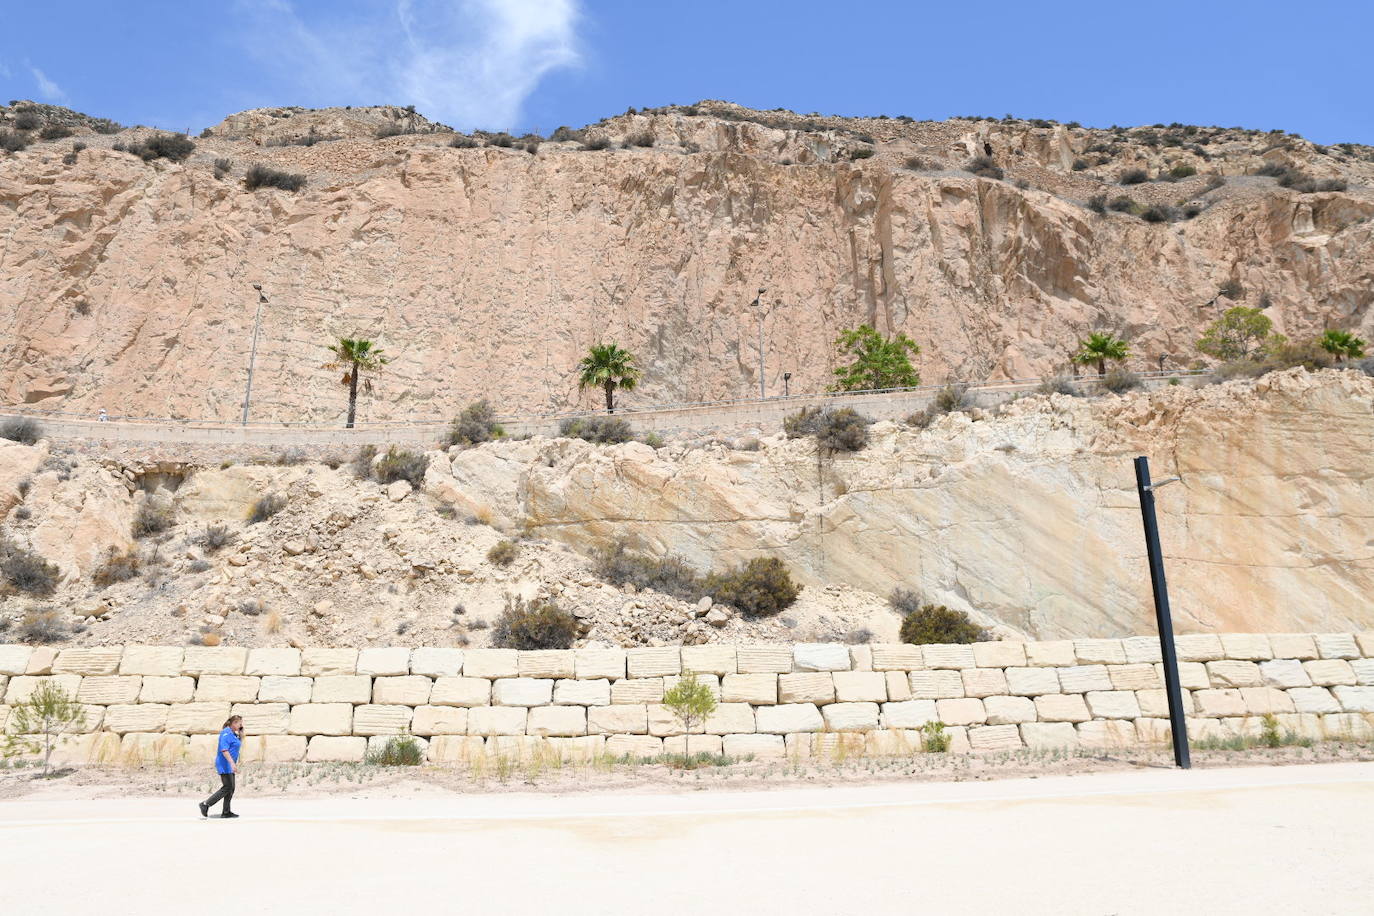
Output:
[1133, 456, 1190, 768]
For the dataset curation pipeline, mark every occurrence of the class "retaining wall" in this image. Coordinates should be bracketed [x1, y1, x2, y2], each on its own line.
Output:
[3, 634, 1371, 766]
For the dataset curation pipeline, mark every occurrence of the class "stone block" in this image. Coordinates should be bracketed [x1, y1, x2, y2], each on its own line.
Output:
[909, 670, 964, 699]
[1259, 659, 1311, 688]
[1005, 667, 1060, 696]
[357, 647, 411, 676]
[921, 645, 976, 669]
[547, 735, 606, 763]
[1174, 635, 1225, 662]
[605, 735, 663, 759]
[1357, 633, 1374, 657]
[312, 676, 372, 704]
[1322, 713, 1374, 741]
[519, 650, 574, 678]
[792, 643, 850, 672]
[195, 675, 261, 703]
[885, 671, 912, 701]
[5, 673, 81, 705]
[104, 704, 169, 733]
[1332, 687, 1374, 713]
[969, 724, 1023, 751]
[492, 677, 553, 706]
[428, 735, 487, 763]
[352, 705, 412, 736]
[863, 729, 923, 756]
[1239, 687, 1294, 714]
[1194, 689, 1246, 717]
[936, 697, 986, 726]
[410, 705, 469, 736]
[120, 647, 183, 676]
[486, 736, 549, 760]
[646, 705, 686, 737]
[372, 675, 433, 706]
[467, 706, 527, 736]
[1073, 639, 1126, 665]
[1315, 633, 1359, 660]
[1034, 694, 1091, 723]
[462, 649, 519, 679]
[1171, 662, 1210, 690]
[664, 734, 724, 756]
[430, 677, 491, 707]
[722, 734, 785, 758]
[1021, 722, 1078, 749]
[737, 646, 794, 673]
[984, 695, 1037, 725]
[53, 647, 124, 676]
[257, 676, 313, 705]
[1107, 664, 1160, 691]
[527, 706, 587, 737]
[289, 703, 353, 736]
[1303, 659, 1357, 686]
[704, 703, 755, 735]
[778, 672, 835, 704]
[832, 671, 887, 703]
[1134, 718, 1173, 744]
[554, 678, 610, 706]
[1122, 637, 1163, 664]
[232, 702, 289, 735]
[138, 676, 195, 704]
[118, 733, 188, 765]
[1137, 689, 1194, 718]
[244, 648, 301, 676]
[849, 646, 873, 671]
[588, 704, 648, 735]
[1219, 634, 1273, 660]
[870, 645, 923, 671]
[25, 647, 58, 675]
[241, 734, 307, 763]
[881, 699, 938, 729]
[612, 678, 663, 704]
[1288, 686, 1341, 714]
[1025, 640, 1075, 667]
[306, 736, 366, 762]
[1351, 659, 1374, 686]
[722, 673, 777, 705]
[301, 648, 358, 676]
[1268, 634, 1319, 660]
[1085, 690, 1141, 719]
[0, 645, 33, 676]
[1076, 719, 1137, 748]
[181, 646, 248, 676]
[574, 648, 626, 679]
[627, 647, 681, 677]
[77, 676, 141, 705]
[1206, 660, 1263, 688]
[1273, 713, 1323, 741]
[972, 641, 1027, 668]
[786, 732, 866, 759]
[165, 702, 231, 734]
[44, 732, 121, 767]
[409, 648, 465, 678]
[755, 703, 823, 734]
[822, 702, 880, 731]
[681, 645, 738, 675]
[1057, 665, 1112, 693]
[961, 668, 1008, 698]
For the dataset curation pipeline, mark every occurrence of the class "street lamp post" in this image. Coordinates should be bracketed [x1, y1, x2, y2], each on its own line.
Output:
[241, 285, 268, 426]
[783, 372, 791, 397]
[751, 288, 767, 399]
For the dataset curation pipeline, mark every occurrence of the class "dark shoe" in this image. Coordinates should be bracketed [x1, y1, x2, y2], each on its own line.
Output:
[198, 802, 209, 818]
[221, 812, 240, 819]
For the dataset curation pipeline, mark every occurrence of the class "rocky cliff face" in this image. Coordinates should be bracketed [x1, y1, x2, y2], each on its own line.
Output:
[2, 100, 1372, 422]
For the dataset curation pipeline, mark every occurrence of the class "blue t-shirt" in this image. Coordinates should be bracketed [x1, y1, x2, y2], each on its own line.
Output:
[215, 727, 241, 774]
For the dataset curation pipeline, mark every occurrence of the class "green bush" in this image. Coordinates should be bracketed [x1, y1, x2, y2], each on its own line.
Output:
[366, 735, 424, 766]
[898, 604, 986, 645]
[1169, 163, 1197, 178]
[1107, 195, 1138, 213]
[492, 595, 578, 649]
[706, 557, 800, 618]
[132, 502, 174, 538]
[0, 417, 43, 445]
[487, 540, 519, 568]
[373, 447, 428, 487]
[244, 165, 306, 192]
[849, 147, 875, 160]
[1, 543, 61, 595]
[558, 416, 634, 444]
[448, 400, 504, 446]
[593, 541, 703, 602]
[248, 492, 286, 524]
[921, 720, 950, 753]
[125, 133, 196, 162]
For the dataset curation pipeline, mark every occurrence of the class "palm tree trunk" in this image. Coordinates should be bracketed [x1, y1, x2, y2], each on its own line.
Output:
[346, 361, 360, 428]
[1097, 358, 1106, 376]
[604, 381, 615, 413]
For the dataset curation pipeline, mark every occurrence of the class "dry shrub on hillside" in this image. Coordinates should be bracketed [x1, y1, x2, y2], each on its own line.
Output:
[248, 493, 286, 524]
[706, 557, 800, 618]
[559, 416, 633, 444]
[1036, 375, 1081, 397]
[244, 165, 306, 192]
[93, 547, 141, 587]
[1102, 368, 1143, 393]
[0, 417, 43, 444]
[1, 541, 61, 596]
[492, 595, 578, 649]
[373, 447, 428, 487]
[195, 523, 236, 553]
[19, 608, 70, 644]
[783, 406, 871, 452]
[132, 502, 174, 538]
[594, 541, 703, 602]
[448, 400, 504, 447]
[898, 603, 986, 645]
[486, 540, 519, 568]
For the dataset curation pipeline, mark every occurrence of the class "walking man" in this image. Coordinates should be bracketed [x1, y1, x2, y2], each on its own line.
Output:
[199, 715, 243, 819]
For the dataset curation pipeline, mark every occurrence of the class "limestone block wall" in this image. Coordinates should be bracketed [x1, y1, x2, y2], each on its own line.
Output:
[2, 635, 1372, 766]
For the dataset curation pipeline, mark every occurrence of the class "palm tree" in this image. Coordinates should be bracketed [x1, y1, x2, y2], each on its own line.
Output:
[1319, 329, 1367, 364]
[577, 343, 641, 413]
[323, 337, 390, 428]
[1073, 332, 1130, 376]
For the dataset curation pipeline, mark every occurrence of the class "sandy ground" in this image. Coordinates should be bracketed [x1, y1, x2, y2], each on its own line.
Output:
[2, 759, 1370, 915]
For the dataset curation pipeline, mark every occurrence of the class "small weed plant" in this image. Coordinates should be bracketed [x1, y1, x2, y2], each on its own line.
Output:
[366, 735, 424, 767]
[921, 720, 951, 753]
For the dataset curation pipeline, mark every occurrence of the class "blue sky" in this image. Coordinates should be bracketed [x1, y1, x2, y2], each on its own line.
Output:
[2, 0, 1371, 144]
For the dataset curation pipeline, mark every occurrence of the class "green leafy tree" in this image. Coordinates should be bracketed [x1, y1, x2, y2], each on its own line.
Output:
[2, 681, 87, 777]
[662, 672, 718, 741]
[323, 337, 390, 428]
[577, 343, 641, 413]
[830, 325, 921, 391]
[1319, 329, 1367, 363]
[1196, 307, 1286, 361]
[1072, 332, 1130, 376]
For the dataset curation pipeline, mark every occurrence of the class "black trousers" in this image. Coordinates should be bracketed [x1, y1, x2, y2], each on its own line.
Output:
[204, 773, 235, 814]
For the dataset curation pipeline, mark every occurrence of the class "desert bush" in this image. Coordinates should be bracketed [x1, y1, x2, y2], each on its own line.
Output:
[1087, 194, 1107, 214]
[0, 417, 43, 444]
[550, 125, 584, 142]
[366, 735, 424, 766]
[904, 156, 928, 170]
[706, 557, 800, 618]
[351, 444, 378, 479]
[558, 416, 634, 444]
[1359, 357, 1374, 378]
[1140, 203, 1175, 223]
[582, 137, 611, 151]
[889, 586, 923, 617]
[237, 598, 265, 616]
[248, 492, 286, 524]
[921, 720, 950, 753]
[849, 147, 875, 160]
[486, 132, 515, 148]
[1204, 174, 1226, 191]
[125, 133, 196, 162]
[18, 608, 68, 644]
[374, 446, 428, 487]
[1, 542, 61, 595]
[244, 165, 306, 192]
[1169, 163, 1197, 178]
[374, 124, 413, 139]
[593, 541, 703, 602]
[188, 559, 211, 573]
[213, 157, 233, 178]
[932, 383, 971, 414]
[487, 540, 519, 568]
[39, 124, 73, 140]
[1119, 168, 1148, 184]
[627, 132, 655, 147]
[966, 155, 1003, 179]
[448, 135, 479, 148]
[275, 447, 307, 466]
[92, 547, 141, 587]
[1101, 367, 1143, 393]
[783, 407, 870, 453]
[13, 111, 41, 131]
[899, 603, 986, 644]
[1, 129, 34, 153]
[1107, 195, 1138, 213]
[448, 400, 504, 447]
[1072, 158, 1088, 171]
[640, 431, 665, 449]
[196, 523, 235, 553]
[1036, 374, 1080, 397]
[491, 595, 578, 650]
[132, 502, 174, 538]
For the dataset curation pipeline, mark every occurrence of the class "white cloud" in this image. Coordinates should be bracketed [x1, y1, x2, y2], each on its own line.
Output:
[29, 66, 69, 104]
[235, 0, 580, 130]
